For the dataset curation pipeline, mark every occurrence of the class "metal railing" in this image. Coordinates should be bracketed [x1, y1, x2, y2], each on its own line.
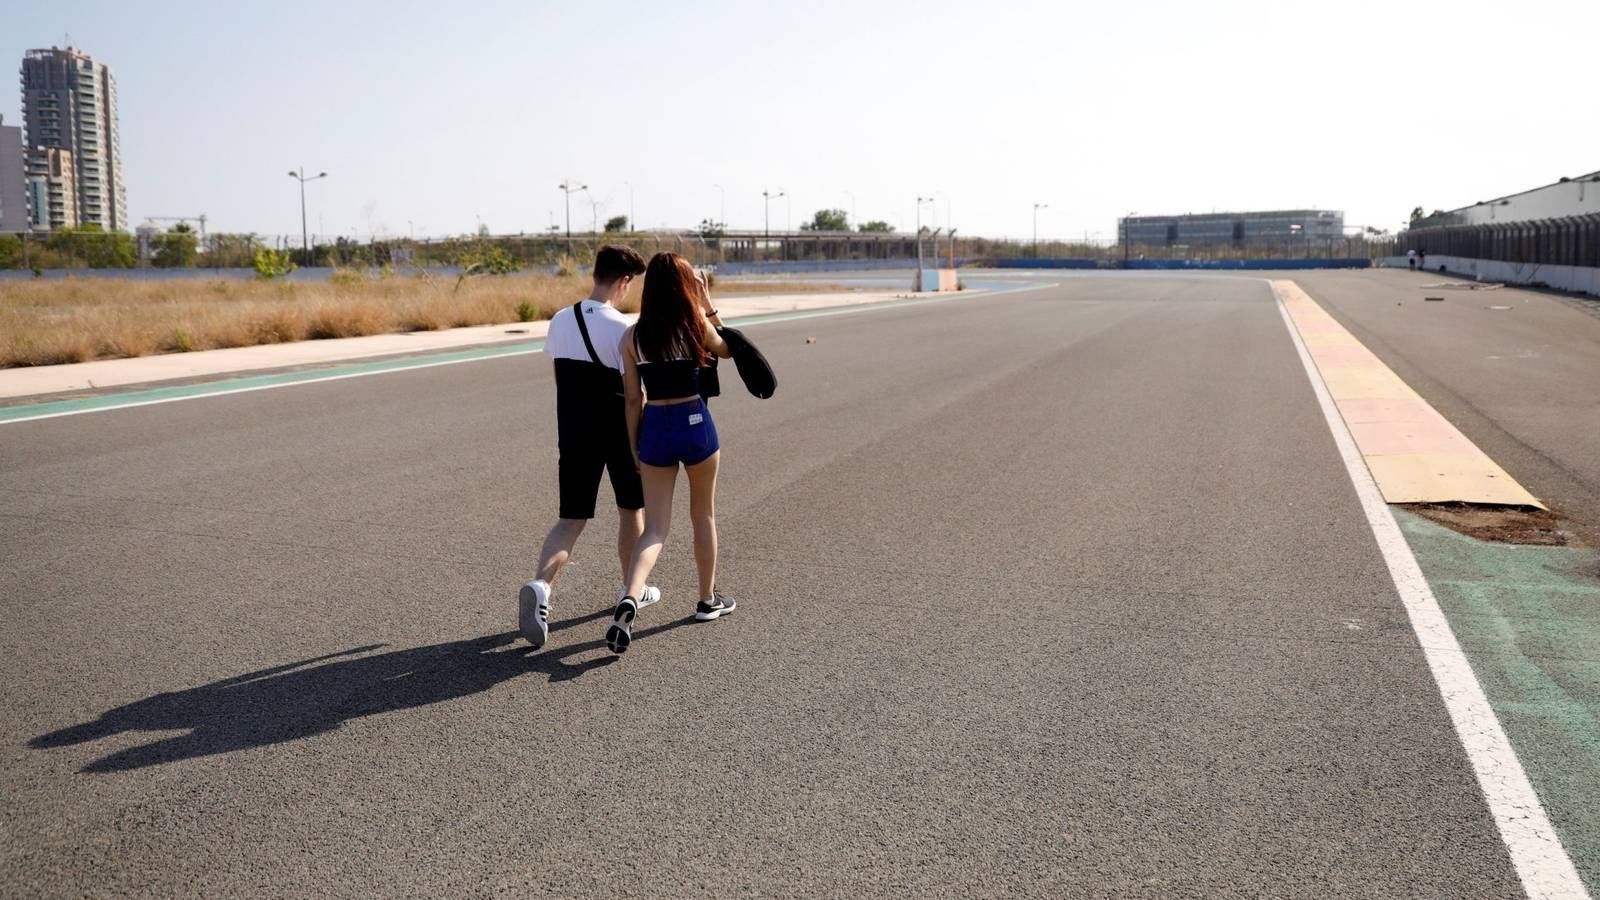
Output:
[1399, 214, 1600, 268]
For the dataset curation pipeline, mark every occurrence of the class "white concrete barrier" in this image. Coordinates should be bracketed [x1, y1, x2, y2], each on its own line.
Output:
[915, 268, 958, 292]
[1376, 255, 1600, 297]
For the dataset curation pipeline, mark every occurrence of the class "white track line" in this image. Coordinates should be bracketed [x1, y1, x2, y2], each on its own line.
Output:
[1273, 284, 1587, 899]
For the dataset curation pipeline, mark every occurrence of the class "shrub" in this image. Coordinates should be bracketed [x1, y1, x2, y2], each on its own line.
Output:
[250, 310, 300, 344]
[555, 255, 579, 277]
[461, 244, 519, 277]
[515, 302, 538, 322]
[304, 303, 386, 340]
[329, 268, 365, 287]
[253, 247, 297, 279]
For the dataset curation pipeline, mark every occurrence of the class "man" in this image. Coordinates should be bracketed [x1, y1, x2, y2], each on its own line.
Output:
[520, 246, 659, 648]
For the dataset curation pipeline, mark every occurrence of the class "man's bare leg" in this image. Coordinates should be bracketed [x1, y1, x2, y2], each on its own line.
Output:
[520, 517, 587, 647]
[537, 518, 587, 585]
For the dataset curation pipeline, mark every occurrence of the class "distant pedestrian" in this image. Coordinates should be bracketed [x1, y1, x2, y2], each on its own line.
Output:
[1419, 249, 1428, 271]
[1408, 249, 1417, 271]
[519, 245, 659, 648]
[605, 252, 737, 655]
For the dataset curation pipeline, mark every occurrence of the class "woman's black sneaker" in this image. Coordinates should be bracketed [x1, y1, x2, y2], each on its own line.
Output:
[605, 596, 638, 654]
[693, 592, 737, 622]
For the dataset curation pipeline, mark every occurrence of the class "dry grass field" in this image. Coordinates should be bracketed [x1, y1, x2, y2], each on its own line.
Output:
[0, 273, 842, 368]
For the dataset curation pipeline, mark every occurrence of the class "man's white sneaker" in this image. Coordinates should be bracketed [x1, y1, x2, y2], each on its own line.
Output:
[633, 585, 661, 610]
[518, 580, 551, 648]
[605, 595, 639, 655]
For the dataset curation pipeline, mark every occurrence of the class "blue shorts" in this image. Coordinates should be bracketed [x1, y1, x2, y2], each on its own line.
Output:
[638, 399, 719, 467]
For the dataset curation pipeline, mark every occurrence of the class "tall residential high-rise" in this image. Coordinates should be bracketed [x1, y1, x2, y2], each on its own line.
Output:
[21, 46, 126, 232]
[26, 146, 78, 232]
[0, 115, 29, 233]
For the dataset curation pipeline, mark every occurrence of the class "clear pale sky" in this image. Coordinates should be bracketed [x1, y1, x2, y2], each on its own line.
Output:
[6, 0, 1596, 242]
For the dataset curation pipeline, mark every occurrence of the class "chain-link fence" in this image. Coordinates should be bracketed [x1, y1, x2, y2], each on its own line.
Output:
[0, 230, 738, 273]
[1, 228, 1402, 274]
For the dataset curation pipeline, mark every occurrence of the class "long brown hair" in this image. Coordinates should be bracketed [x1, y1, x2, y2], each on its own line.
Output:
[636, 252, 707, 365]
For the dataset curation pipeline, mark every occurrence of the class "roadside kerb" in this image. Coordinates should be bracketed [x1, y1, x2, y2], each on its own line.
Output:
[1275, 279, 1544, 508]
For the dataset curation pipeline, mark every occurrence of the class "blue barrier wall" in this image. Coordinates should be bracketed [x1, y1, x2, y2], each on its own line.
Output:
[1124, 258, 1371, 270]
[714, 258, 941, 276]
[989, 259, 1106, 269]
[991, 258, 1371, 271]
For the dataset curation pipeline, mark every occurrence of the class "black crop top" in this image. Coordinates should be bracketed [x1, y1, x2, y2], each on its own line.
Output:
[637, 357, 700, 400]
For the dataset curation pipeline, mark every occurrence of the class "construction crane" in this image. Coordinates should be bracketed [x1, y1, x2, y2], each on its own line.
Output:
[143, 214, 208, 243]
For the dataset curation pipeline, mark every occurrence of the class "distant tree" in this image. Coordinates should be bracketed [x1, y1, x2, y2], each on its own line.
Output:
[857, 220, 893, 233]
[1409, 206, 1425, 224]
[476, 223, 491, 238]
[204, 233, 260, 268]
[152, 223, 200, 268]
[0, 234, 21, 269]
[801, 209, 849, 231]
[604, 215, 629, 233]
[698, 219, 726, 238]
[47, 224, 136, 268]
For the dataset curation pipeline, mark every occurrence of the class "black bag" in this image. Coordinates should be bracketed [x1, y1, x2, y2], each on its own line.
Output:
[717, 326, 777, 399]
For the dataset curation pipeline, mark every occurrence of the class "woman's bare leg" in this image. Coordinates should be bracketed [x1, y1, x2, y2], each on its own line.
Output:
[623, 463, 678, 600]
[686, 451, 720, 601]
[616, 507, 643, 588]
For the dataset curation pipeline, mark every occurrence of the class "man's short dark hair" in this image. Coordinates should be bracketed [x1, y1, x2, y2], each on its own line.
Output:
[593, 245, 647, 283]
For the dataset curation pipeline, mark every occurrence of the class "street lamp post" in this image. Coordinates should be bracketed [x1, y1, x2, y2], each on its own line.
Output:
[1032, 203, 1048, 259]
[288, 167, 328, 257]
[559, 179, 587, 252]
[713, 184, 726, 228]
[762, 189, 785, 257]
[916, 196, 933, 269]
[940, 194, 953, 260]
[583, 187, 599, 235]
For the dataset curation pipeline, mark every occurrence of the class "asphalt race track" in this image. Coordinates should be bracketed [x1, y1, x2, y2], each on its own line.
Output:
[1, 276, 1540, 897]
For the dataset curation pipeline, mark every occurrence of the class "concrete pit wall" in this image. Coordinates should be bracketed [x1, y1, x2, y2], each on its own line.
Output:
[1378, 256, 1600, 297]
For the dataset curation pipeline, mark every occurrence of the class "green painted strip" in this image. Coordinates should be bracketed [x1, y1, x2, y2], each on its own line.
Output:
[0, 285, 1042, 425]
[1395, 509, 1600, 892]
[0, 341, 544, 423]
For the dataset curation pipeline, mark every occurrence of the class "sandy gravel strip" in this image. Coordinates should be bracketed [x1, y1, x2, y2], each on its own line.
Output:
[1275, 279, 1543, 509]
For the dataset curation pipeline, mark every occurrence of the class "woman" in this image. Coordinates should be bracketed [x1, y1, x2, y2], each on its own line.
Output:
[606, 253, 736, 655]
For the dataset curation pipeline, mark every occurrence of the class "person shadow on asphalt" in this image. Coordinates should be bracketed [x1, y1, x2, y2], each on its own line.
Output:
[30, 612, 693, 774]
